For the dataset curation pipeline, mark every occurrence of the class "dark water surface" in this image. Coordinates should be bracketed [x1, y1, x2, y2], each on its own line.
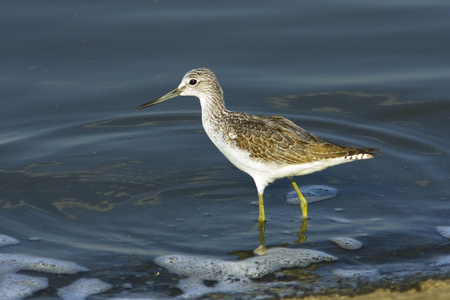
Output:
[1, 1, 449, 299]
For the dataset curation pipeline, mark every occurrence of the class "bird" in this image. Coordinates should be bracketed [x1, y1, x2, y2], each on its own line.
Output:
[138, 68, 378, 224]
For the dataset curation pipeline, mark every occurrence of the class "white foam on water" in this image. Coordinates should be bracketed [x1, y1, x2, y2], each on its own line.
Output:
[330, 237, 363, 250]
[0, 273, 48, 300]
[286, 185, 337, 204]
[0, 234, 20, 248]
[0, 254, 89, 274]
[0, 263, 19, 275]
[436, 226, 450, 239]
[0, 233, 94, 299]
[155, 247, 336, 297]
[57, 278, 113, 300]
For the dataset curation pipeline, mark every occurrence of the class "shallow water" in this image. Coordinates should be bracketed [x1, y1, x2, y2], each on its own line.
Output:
[1, 1, 449, 299]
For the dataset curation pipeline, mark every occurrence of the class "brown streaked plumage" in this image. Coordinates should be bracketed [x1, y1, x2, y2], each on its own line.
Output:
[138, 68, 378, 224]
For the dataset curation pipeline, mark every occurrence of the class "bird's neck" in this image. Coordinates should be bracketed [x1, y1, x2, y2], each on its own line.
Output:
[199, 93, 227, 120]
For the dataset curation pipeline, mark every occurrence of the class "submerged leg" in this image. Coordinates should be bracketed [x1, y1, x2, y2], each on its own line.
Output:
[294, 218, 308, 244]
[288, 176, 308, 218]
[258, 193, 266, 223]
[258, 221, 266, 247]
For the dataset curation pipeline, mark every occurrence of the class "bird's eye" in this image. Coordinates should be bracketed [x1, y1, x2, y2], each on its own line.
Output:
[189, 79, 197, 85]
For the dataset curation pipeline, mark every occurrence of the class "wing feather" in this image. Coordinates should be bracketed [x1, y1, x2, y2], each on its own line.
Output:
[224, 113, 377, 165]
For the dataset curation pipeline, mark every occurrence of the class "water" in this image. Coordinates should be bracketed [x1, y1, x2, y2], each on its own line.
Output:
[1, 0, 449, 299]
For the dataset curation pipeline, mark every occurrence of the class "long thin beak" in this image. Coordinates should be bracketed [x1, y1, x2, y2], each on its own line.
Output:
[138, 88, 181, 109]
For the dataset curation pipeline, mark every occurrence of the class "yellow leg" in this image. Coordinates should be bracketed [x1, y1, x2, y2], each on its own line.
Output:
[288, 177, 308, 219]
[258, 193, 266, 223]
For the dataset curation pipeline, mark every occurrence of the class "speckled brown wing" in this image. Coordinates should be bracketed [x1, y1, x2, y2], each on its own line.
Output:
[226, 113, 376, 165]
